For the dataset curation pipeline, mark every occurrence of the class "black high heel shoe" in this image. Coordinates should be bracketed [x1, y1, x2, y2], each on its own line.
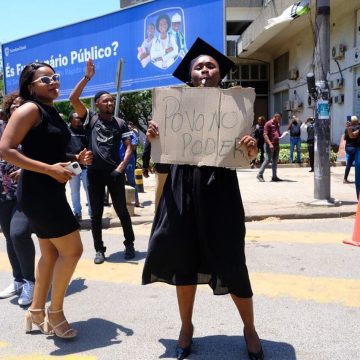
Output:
[175, 341, 192, 360]
[175, 326, 194, 359]
[243, 328, 264, 360]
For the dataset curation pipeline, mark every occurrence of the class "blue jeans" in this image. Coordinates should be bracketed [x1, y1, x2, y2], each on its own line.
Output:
[258, 143, 279, 178]
[290, 137, 301, 163]
[125, 162, 139, 204]
[344, 145, 357, 180]
[69, 168, 91, 216]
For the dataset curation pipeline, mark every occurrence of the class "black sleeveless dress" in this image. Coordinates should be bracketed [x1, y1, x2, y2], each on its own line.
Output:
[142, 164, 253, 298]
[17, 101, 79, 238]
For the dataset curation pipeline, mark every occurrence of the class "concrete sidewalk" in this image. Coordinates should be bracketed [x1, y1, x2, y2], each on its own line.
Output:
[69, 164, 358, 228]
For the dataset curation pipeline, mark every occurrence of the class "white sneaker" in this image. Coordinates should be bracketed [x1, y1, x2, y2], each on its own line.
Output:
[18, 280, 34, 306]
[0, 281, 23, 299]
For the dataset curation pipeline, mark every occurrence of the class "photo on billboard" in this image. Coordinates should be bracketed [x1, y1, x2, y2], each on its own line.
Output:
[137, 8, 187, 70]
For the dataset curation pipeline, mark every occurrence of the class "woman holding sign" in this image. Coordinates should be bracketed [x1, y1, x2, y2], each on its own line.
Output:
[142, 38, 264, 360]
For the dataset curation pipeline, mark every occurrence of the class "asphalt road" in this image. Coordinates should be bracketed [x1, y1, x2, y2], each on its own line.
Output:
[0, 218, 359, 360]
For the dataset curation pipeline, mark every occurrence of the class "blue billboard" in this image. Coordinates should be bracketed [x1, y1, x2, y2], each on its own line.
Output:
[2, 0, 224, 101]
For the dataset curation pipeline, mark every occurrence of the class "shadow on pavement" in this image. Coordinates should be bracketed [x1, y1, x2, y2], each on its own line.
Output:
[106, 250, 147, 263]
[49, 318, 133, 355]
[66, 278, 88, 297]
[142, 200, 153, 207]
[159, 335, 296, 359]
[273, 179, 298, 183]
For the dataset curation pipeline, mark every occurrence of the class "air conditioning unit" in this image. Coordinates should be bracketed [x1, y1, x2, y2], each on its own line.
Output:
[334, 94, 344, 104]
[288, 69, 299, 80]
[345, 46, 360, 66]
[292, 100, 303, 111]
[284, 101, 292, 111]
[307, 95, 315, 108]
[331, 44, 346, 60]
[330, 78, 344, 90]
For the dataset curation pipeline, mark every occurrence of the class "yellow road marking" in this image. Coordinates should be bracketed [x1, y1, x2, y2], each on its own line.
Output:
[1, 226, 359, 309]
[74, 258, 360, 308]
[0, 342, 9, 348]
[251, 272, 360, 308]
[106, 227, 349, 244]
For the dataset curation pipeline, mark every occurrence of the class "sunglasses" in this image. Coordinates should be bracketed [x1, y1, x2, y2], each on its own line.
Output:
[31, 73, 60, 85]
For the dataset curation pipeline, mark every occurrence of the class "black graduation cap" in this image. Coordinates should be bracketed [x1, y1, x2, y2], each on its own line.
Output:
[172, 37, 235, 85]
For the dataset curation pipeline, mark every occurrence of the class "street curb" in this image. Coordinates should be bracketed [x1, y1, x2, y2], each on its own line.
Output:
[77, 210, 356, 230]
[244, 211, 355, 222]
[260, 161, 344, 169]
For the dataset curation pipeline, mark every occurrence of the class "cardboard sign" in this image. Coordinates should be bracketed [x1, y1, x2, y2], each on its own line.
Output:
[151, 86, 255, 168]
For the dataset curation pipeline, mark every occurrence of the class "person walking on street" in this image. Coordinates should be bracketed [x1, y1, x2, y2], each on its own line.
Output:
[346, 116, 360, 198]
[69, 59, 136, 265]
[257, 113, 282, 182]
[0, 92, 35, 307]
[0, 62, 92, 339]
[288, 115, 302, 163]
[251, 116, 266, 167]
[343, 116, 359, 183]
[66, 111, 91, 220]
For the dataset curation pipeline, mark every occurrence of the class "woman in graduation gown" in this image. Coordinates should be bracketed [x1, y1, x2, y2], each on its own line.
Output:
[142, 38, 264, 360]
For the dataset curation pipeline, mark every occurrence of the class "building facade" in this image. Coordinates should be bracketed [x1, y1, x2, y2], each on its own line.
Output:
[226, 0, 360, 145]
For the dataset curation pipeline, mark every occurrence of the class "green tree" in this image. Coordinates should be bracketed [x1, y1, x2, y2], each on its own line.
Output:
[119, 90, 152, 134]
[54, 98, 92, 122]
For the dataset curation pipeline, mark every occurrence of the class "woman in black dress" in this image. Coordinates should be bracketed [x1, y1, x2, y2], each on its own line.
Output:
[142, 38, 264, 360]
[0, 62, 92, 339]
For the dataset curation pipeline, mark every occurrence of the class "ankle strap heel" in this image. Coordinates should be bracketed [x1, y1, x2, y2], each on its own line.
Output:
[46, 308, 77, 339]
[25, 308, 52, 335]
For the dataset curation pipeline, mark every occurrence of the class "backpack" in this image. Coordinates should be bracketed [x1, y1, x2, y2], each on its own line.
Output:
[290, 122, 301, 137]
[89, 112, 125, 130]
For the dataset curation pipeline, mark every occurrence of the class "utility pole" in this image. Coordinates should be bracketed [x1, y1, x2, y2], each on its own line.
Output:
[114, 58, 124, 117]
[313, 0, 332, 202]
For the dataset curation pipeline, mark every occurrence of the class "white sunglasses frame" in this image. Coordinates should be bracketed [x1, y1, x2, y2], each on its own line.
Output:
[31, 73, 61, 85]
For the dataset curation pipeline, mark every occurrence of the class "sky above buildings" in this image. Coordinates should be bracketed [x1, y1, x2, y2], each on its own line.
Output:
[0, 0, 119, 44]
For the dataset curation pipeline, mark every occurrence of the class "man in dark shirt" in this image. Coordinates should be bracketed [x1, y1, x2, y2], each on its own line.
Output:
[66, 112, 91, 220]
[70, 59, 135, 264]
[251, 115, 266, 167]
[288, 115, 302, 163]
[257, 112, 282, 182]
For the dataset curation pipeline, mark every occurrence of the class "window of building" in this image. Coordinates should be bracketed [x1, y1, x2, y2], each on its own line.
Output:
[240, 65, 250, 80]
[263, 0, 272, 6]
[225, 64, 268, 95]
[260, 64, 267, 79]
[226, 21, 252, 36]
[274, 90, 289, 126]
[274, 52, 289, 83]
